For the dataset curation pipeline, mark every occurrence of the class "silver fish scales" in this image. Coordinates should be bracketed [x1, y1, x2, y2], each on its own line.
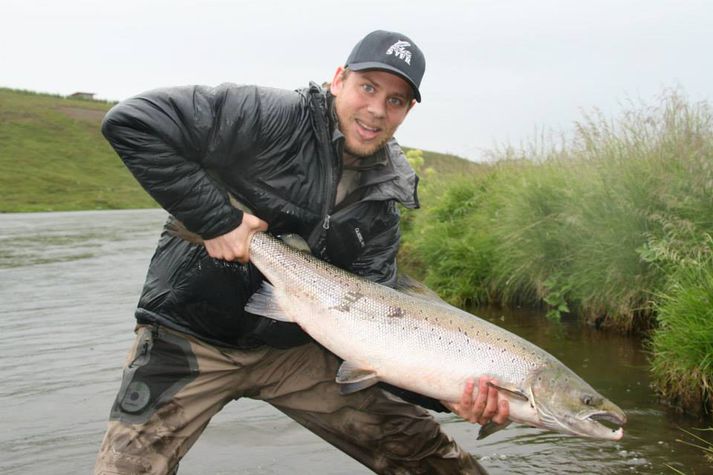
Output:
[245, 232, 626, 441]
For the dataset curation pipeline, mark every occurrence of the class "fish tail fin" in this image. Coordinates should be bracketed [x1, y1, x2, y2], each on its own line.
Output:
[166, 217, 204, 244]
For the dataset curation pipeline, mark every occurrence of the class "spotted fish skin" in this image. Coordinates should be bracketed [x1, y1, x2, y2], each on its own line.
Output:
[244, 232, 626, 441]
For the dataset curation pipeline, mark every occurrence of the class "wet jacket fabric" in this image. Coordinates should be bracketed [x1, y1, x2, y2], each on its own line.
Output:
[101, 82, 419, 350]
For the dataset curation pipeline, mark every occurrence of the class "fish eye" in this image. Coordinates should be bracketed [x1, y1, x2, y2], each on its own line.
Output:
[582, 395, 593, 406]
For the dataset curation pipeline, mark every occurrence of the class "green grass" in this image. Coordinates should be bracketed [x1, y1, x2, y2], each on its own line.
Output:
[650, 259, 713, 414]
[404, 91, 713, 322]
[0, 88, 156, 211]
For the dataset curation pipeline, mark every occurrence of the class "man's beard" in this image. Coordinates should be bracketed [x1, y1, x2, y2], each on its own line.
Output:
[343, 135, 389, 157]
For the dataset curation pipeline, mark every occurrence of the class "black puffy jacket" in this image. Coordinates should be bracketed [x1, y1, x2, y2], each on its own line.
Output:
[102, 82, 420, 349]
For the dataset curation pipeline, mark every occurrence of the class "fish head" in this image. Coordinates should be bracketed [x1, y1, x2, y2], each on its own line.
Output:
[528, 366, 627, 440]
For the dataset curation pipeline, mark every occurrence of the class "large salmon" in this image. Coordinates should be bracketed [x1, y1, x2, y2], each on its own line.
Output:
[243, 231, 626, 441]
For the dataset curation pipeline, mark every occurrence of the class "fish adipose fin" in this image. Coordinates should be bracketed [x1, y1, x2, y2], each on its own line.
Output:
[336, 361, 379, 394]
[245, 283, 294, 322]
[487, 381, 529, 401]
[477, 420, 512, 440]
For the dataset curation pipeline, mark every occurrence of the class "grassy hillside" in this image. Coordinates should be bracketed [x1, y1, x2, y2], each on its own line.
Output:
[0, 88, 475, 212]
[0, 88, 155, 211]
[402, 146, 485, 176]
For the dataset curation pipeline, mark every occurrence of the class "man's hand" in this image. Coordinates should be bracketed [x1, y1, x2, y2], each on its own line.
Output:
[441, 376, 509, 425]
[203, 213, 268, 263]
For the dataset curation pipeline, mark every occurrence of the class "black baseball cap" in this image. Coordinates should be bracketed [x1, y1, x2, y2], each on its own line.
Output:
[345, 30, 425, 102]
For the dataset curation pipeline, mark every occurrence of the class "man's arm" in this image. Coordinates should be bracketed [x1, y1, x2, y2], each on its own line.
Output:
[101, 84, 262, 241]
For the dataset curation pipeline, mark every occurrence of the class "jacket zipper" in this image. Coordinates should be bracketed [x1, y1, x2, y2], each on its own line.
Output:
[307, 85, 340, 252]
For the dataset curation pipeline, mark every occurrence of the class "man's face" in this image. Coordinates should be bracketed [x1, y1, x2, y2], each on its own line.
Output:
[330, 67, 415, 157]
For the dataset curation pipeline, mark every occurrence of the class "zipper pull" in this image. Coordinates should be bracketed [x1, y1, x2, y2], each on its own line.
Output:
[322, 215, 331, 230]
[129, 338, 150, 368]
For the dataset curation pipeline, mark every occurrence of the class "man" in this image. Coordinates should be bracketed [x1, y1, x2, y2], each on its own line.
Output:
[95, 30, 508, 474]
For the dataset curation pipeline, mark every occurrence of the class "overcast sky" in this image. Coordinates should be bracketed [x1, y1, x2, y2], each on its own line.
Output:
[2, 0, 711, 161]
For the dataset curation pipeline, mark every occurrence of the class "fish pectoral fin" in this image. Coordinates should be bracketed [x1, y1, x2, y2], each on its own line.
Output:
[244, 282, 293, 322]
[336, 361, 379, 395]
[477, 420, 512, 440]
[487, 381, 529, 402]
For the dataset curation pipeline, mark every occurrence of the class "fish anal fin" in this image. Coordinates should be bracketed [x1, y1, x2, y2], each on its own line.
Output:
[487, 381, 529, 401]
[477, 420, 512, 440]
[336, 361, 379, 395]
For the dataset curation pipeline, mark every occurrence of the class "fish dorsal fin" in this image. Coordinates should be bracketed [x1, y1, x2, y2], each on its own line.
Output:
[394, 274, 446, 303]
[487, 381, 529, 402]
[477, 420, 512, 440]
[244, 282, 294, 322]
[278, 234, 312, 253]
[336, 361, 379, 394]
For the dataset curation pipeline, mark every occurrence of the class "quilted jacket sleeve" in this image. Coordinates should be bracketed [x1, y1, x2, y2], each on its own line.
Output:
[101, 84, 262, 239]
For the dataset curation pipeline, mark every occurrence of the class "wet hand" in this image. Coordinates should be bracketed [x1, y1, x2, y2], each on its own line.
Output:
[203, 213, 268, 263]
[441, 376, 509, 425]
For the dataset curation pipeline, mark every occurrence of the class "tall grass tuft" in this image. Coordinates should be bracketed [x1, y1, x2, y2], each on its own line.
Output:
[405, 90, 713, 327]
[407, 178, 498, 306]
[650, 258, 713, 415]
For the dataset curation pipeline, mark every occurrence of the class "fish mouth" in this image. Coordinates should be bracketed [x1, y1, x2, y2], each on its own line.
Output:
[589, 411, 627, 426]
[536, 404, 627, 440]
[581, 410, 627, 440]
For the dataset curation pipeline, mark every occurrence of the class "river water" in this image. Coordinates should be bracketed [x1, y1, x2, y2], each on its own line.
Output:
[1, 209, 711, 475]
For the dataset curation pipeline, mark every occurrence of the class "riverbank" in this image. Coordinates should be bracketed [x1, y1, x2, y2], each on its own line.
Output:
[400, 91, 713, 417]
[3, 86, 710, 417]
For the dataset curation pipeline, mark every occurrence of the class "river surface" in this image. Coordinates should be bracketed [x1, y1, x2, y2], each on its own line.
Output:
[1, 209, 711, 475]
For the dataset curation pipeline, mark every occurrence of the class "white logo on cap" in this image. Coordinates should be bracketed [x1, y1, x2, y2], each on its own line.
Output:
[386, 40, 412, 65]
